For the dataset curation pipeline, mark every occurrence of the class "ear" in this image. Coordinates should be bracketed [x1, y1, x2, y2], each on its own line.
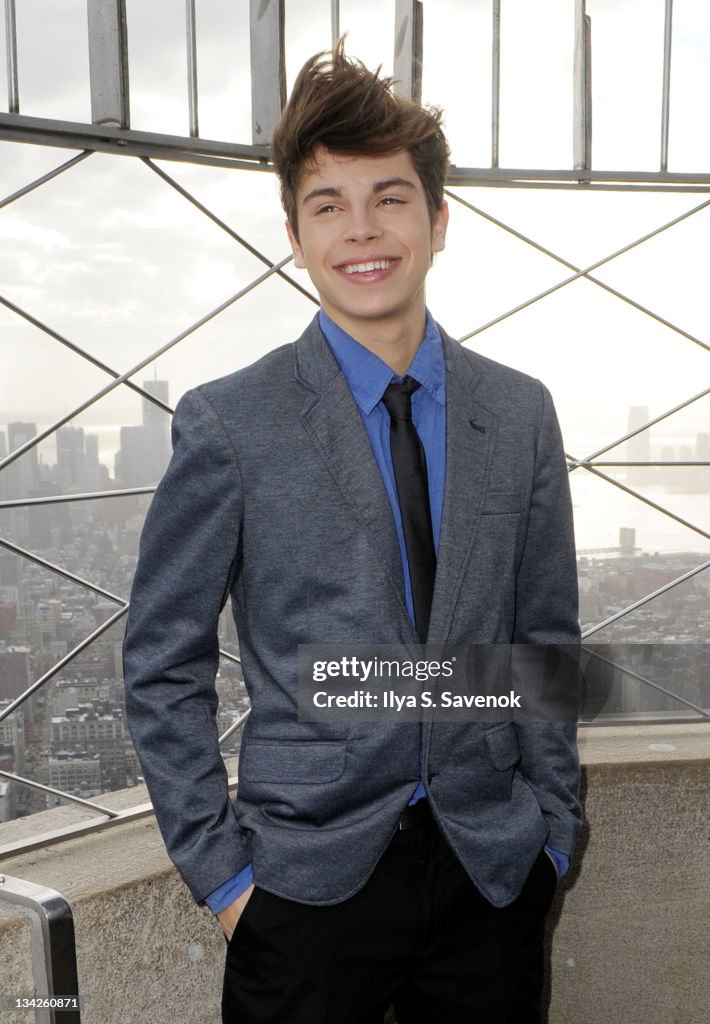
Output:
[431, 200, 449, 253]
[286, 220, 306, 269]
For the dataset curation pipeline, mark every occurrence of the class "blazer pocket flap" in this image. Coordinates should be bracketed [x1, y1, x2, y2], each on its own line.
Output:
[484, 724, 521, 771]
[481, 491, 522, 515]
[240, 741, 346, 784]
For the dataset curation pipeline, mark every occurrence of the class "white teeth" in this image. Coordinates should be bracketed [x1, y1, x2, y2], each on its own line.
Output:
[341, 259, 393, 274]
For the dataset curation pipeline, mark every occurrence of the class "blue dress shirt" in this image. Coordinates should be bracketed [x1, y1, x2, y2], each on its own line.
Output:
[321, 308, 447, 612]
[204, 310, 567, 914]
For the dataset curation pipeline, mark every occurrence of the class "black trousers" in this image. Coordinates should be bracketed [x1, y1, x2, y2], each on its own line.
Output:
[222, 805, 557, 1024]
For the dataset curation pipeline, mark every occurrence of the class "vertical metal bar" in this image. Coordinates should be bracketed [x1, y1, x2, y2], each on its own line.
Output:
[5, 0, 19, 113]
[249, 0, 285, 145]
[331, 0, 340, 52]
[573, 0, 592, 171]
[491, 0, 501, 168]
[186, 0, 199, 137]
[661, 0, 673, 171]
[393, 0, 423, 103]
[0, 875, 81, 1024]
[87, 0, 130, 127]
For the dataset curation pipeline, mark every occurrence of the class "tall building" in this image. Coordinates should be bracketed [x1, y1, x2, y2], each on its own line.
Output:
[48, 752, 102, 801]
[0, 553, 19, 586]
[6, 422, 39, 498]
[0, 586, 18, 641]
[142, 379, 171, 484]
[116, 425, 150, 486]
[626, 406, 650, 486]
[51, 707, 130, 789]
[115, 379, 171, 486]
[619, 527, 636, 555]
[0, 429, 6, 500]
[56, 425, 86, 491]
[28, 480, 68, 548]
[0, 645, 30, 701]
[84, 433, 101, 489]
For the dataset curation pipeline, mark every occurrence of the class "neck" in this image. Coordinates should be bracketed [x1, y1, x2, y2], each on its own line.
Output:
[323, 304, 427, 377]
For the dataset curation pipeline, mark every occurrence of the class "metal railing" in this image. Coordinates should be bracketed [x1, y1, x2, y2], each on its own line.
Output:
[0, 873, 81, 1023]
[0, 0, 704, 189]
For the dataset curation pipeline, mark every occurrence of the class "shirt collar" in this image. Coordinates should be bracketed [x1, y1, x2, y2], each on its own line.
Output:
[319, 309, 445, 416]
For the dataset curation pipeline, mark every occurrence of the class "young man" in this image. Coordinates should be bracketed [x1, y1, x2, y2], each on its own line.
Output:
[124, 45, 582, 1024]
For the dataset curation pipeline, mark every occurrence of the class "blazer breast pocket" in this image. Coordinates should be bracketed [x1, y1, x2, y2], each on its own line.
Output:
[480, 490, 522, 516]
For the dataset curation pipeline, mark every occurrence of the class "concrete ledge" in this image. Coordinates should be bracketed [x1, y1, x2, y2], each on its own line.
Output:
[0, 726, 708, 1024]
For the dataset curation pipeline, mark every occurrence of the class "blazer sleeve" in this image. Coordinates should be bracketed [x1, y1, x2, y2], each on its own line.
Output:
[123, 386, 250, 903]
[512, 382, 583, 857]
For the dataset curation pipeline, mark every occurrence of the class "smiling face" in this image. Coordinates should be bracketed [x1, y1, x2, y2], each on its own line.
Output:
[286, 148, 448, 352]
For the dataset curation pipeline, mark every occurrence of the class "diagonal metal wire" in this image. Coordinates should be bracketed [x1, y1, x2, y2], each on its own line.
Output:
[447, 188, 710, 355]
[0, 153, 317, 474]
[218, 707, 250, 745]
[0, 152, 172, 472]
[566, 462, 709, 541]
[0, 291, 174, 414]
[447, 186, 709, 606]
[580, 646, 710, 718]
[0, 154, 179, 427]
[565, 464, 708, 544]
[142, 157, 319, 306]
[0, 254, 293, 472]
[0, 149, 313, 428]
[0, 768, 121, 816]
[0, 584, 240, 724]
[0, 150, 92, 210]
[0, 604, 129, 722]
[0, 486, 157, 509]
[571, 386, 710, 465]
[571, 461, 710, 467]
[0, 535, 127, 604]
[581, 557, 710, 638]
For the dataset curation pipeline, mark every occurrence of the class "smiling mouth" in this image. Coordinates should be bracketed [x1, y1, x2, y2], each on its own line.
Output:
[338, 258, 398, 275]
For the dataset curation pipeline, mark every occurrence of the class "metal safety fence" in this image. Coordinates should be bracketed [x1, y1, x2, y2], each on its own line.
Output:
[0, 0, 707, 861]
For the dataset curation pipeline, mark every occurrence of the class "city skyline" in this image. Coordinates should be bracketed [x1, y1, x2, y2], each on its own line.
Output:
[2, 396, 708, 513]
[0, 378, 172, 494]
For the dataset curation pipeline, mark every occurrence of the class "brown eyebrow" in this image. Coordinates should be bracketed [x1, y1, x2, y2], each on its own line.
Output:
[301, 177, 418, 207]
[372, 177, 418, 194]
[301, 186, 342, 206]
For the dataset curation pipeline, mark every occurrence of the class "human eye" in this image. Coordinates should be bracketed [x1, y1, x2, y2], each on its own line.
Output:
[378, 195, 406, 206]
[315, 202, 340, 214]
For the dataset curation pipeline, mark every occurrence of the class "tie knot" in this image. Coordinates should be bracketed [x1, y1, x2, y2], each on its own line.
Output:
[382, 376, 421, 421]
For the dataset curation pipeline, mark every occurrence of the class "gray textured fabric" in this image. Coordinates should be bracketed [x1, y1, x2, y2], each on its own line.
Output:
[123, 315, 582, 908]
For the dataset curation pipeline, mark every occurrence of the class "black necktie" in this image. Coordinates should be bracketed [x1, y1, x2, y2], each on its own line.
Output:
[382, 377, 436, 642]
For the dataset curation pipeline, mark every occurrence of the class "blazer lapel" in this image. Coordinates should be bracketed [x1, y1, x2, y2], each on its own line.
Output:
[427, 333, 495, 645]
[295, 318, 414, 631]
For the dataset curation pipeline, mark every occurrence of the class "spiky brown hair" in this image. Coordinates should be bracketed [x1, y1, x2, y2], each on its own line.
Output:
[270, 41, 450, 233]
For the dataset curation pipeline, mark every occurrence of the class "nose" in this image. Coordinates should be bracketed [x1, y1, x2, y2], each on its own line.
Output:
[344, 205, 382, 243]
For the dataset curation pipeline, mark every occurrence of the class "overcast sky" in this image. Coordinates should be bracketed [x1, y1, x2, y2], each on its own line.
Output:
[1, 0, 709, 549]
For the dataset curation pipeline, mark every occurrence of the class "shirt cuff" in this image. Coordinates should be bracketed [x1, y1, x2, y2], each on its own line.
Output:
[544, 845, 570, 879]
[203, 864, 254, 914]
